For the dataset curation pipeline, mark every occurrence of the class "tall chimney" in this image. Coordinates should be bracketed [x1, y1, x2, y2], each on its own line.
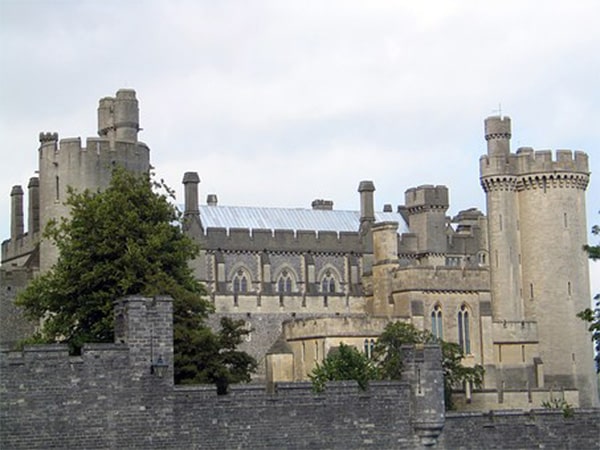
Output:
[10, 185, 24, 239]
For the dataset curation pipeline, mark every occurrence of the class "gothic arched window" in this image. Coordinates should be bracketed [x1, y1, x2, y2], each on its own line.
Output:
[233, 269, 249, 294]
[431, 305, 443, 340]
[458, 304, 471, 354]
[277, 269, 293, 294]
[321, 270, 336, 294]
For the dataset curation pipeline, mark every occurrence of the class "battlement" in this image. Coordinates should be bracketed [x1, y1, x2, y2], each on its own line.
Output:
[3, 342, 128, 367]
[404, 185, 449, 212]
[480, 148, 590, 190]
[514, 147, 589, 174]
[39, 136, 150, 167]
[199, 226, 362, 253]
[481, 145, 588, 173]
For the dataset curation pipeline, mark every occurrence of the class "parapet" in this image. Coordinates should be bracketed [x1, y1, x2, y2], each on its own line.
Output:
[515, 148, 589, 174]
[38, 136, 150, 176]
[39, 132, 58, 143]
[199, 226, 363, 254]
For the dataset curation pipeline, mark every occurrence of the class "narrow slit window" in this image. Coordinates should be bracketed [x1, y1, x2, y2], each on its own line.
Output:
[458, 305, 471, 354]
[431, 305, 443, 340]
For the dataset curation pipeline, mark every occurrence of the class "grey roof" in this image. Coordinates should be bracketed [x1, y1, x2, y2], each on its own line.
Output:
[197, 205, 409, 234]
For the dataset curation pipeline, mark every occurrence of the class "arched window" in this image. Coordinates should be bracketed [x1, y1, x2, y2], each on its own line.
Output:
[277, 269, 293, 294]
[458, 305, 471, 354]
[321, 270, 336, 294]
[364, 338, 376, 359]
[233, 269, 249, 294]
[431, 305, 443, 340]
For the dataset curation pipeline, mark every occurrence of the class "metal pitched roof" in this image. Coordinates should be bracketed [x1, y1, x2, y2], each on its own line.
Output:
[197, 205, 409, 234]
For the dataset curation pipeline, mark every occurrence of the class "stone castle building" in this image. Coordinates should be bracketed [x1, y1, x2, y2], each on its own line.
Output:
[1, 89, 597, 411]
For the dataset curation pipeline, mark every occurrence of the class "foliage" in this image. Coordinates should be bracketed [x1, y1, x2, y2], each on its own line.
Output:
[578, 214, 600, 372]
[373, 321, 427, 378]
[374, 321, 484, 410]
[309, 343, 380, 392]
[175, 317, 257, 394]
[542, 397, 575, 418]
[308, 322, 484, 410]
[16, 167, 256, 388]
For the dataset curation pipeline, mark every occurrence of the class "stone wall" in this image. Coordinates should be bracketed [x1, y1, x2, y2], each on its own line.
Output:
[441, 409, 600, 449]
[0, 267, 35, 347]
[1, 296, 598, 449]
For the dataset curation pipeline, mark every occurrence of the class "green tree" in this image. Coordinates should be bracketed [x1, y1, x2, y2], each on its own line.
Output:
[16, 167, 256, 388]
[374, 321, 484, 410]
[309, 343, 380, 392]
[578, 215, 600, 372]
[175, 317, 257, 394]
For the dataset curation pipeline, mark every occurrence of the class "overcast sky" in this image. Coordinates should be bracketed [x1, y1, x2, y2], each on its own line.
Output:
[0, 0, 598, 295]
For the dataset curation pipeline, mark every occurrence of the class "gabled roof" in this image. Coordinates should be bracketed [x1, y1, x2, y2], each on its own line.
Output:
[198, 205, 409, 234]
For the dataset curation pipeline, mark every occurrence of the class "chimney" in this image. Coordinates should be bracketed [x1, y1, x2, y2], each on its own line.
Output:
[311, 199, 333, 210]
[358, 180, 375, 233]
[10, 185, 24, 239]
[207, 194, 218, 206]
[28, 177, 40, 233]
[182, 172, 200, 216]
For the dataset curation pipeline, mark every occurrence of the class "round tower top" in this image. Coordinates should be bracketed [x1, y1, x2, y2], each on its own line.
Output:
[115, 89, 137, 100]
[484, 115, 511, 141]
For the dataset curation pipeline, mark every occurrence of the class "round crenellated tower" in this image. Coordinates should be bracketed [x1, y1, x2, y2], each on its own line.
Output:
[38, 90, 150, 272]
[480, 115, 597, 407]
[98, 88, 140, 144]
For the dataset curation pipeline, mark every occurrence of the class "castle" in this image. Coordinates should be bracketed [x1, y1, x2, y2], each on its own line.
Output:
[1, 89, 597, 412]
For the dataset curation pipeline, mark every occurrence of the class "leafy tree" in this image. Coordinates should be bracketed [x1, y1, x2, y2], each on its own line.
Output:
[308, 322, 484, 409]
[16, 167, 256, 388]
[374, 321, 484, 410]
[578, 215, 600, 372]
[309, 343, 380, 392]
[175, 317, 257, 394]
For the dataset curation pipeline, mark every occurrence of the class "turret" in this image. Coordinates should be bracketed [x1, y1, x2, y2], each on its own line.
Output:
[484, 115, 511, 157]
[98, 89, 139, 144]
[480, 115, 597, 407]
[39, 90, 150, 273]
[403, 185, 449, 254]
[369, 221, 399, 315]
[480, 116, 523, 321]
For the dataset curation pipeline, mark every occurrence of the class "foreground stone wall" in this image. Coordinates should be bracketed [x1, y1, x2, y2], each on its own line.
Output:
[1, 296, 598, 449]
[442, 409, 600, 449]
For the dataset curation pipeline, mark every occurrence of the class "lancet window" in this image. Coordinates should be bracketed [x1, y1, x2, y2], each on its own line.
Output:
[458, 304, 471, 354]
[431, 305, 443, 340]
